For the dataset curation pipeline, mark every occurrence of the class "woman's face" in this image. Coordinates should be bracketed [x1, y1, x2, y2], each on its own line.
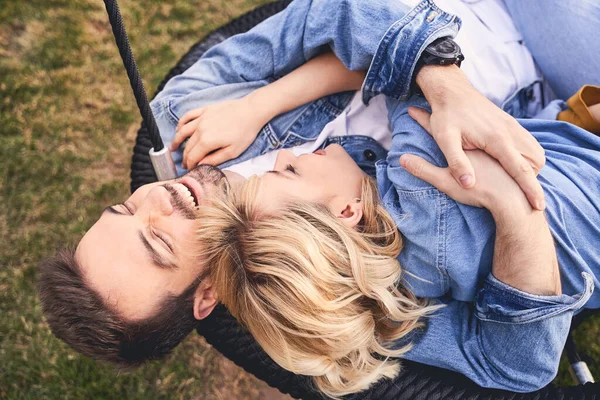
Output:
[257, 144, 366, 217]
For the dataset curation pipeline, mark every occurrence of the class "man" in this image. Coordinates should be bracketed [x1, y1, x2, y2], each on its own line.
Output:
[38, 0, 599, 387]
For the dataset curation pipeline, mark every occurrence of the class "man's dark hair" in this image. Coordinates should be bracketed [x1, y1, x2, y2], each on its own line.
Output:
[38, 248, 201, 366]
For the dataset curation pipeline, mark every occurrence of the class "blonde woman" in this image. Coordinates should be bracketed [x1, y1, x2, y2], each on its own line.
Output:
[196, 93, 599, 397]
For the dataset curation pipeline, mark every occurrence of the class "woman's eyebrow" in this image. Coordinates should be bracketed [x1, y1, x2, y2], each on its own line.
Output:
[265, 170, 293, 180]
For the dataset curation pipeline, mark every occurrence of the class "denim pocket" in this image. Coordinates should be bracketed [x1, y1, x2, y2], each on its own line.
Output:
[393, 188, 450, 298]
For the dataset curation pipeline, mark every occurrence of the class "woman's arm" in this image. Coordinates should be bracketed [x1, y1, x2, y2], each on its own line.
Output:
[171, 51, 365, 169]
[245, 51, 366, 126]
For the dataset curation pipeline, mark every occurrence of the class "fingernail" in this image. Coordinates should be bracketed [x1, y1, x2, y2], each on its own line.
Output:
[460, 174, 473, 187]
[400, 155, 411, 168]
[538, 199, 546, 210]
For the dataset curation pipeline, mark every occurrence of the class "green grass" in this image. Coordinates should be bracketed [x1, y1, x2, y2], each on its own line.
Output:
[0, 0, 277, 399]
[0, 0, 598, 398]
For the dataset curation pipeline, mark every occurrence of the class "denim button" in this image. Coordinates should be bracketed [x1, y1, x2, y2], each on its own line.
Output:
[364, 149, 376, 161]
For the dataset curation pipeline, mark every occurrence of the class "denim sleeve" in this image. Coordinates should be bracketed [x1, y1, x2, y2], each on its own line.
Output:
[150, 0, 461, 174]
[362, 0, 461, 103]
[154, 0, 461, 117]
[403, 272, 594, 392]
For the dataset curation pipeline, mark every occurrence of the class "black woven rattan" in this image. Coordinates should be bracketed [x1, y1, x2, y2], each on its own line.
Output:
[130, 1, 599, 398]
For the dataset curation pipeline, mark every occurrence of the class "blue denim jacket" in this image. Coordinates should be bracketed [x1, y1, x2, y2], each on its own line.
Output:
[149, 0, 596, 392]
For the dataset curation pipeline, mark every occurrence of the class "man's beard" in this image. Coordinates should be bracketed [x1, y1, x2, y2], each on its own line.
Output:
[163, 164, 229, 220]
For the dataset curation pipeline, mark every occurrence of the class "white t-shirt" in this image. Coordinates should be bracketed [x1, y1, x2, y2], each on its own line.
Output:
[225, 0, 541, 178]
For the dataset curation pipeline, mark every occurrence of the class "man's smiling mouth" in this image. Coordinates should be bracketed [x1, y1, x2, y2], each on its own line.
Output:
[172, 179, 201, 210]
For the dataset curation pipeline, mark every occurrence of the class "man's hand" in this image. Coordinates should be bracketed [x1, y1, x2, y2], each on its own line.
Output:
[399, 108, 532, 212]
[415, 65, 547, 210]
[172, 97, 267, 169]
[401, 111, 561, 296]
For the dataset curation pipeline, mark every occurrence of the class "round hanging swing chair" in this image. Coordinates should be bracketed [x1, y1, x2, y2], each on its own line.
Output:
[128, 1, 600, 398]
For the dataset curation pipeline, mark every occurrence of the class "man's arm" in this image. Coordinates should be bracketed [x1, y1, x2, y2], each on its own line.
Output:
[155, 0, 545, 208]
[490, 199, 561, 296]
[413, 65, 547, 210]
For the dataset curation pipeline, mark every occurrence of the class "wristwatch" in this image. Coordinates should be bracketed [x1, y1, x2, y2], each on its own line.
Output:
[418, 37, 464, 67]
[413, 37, 464, 93]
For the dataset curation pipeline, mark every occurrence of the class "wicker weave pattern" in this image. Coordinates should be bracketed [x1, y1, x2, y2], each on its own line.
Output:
[130, 1, 599, 398]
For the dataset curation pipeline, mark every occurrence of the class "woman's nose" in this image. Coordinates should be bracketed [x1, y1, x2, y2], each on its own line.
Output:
[274, 149, 297, 170]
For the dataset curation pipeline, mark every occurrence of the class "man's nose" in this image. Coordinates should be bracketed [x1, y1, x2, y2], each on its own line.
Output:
[139, 185, 174, 217]
[274, 149, 297, 170]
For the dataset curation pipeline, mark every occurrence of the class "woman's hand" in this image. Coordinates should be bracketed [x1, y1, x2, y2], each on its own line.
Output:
[400, 150, 529, 214]
[416, 65, 546, 210]
[171, 96, 268, 169]
[171, 51, 366, 170]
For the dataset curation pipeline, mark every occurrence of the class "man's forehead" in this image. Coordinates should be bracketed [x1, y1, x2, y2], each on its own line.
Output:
[76, 213, 165, 319]
[76, 212, 134, 282]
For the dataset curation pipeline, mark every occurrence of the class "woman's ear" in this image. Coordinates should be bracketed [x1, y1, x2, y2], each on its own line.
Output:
[193, 280, 218, 320]
[338, 199, 363, 228]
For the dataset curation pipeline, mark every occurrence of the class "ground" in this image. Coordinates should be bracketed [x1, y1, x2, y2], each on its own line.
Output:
[0, 0, 598, 399]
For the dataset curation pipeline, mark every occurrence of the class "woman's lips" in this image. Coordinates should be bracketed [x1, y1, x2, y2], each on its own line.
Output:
[314, 149, 326, 156]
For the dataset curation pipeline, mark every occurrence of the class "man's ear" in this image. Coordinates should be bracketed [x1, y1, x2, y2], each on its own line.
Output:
[193, 280, 217, 320]
[338, 200, 363, 228]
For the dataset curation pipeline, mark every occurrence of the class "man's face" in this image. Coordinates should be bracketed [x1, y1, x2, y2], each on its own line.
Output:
[76, 165, 229, 321]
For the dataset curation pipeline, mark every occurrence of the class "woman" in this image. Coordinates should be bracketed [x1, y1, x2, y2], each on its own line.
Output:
[194, 91, 600, 397]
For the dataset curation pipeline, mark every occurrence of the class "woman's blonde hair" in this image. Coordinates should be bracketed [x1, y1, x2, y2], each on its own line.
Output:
[196, 175, 438, 398]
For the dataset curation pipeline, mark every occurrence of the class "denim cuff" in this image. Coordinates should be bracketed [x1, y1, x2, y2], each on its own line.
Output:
[474, 272, 594, 324]
[362, 0, 461, 104]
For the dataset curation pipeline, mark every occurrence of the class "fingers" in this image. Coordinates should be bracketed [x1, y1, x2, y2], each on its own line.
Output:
[488, 145, 545, 210]
[519, 130, 546, 175]
[198, 148, 231, 166]
[182, 138, 212, 170]
[408, 107, 433, 135]
[435, 132, 476, 188]
[485, 120, 545, 209]
[400, 154, 455, 193]
[177, 108, 204, 132]
[408, 107, 475, 188]
[171, 119, 200, 151]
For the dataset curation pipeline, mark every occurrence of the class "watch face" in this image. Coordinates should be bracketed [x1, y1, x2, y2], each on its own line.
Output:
[427, 37, 460, 58]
